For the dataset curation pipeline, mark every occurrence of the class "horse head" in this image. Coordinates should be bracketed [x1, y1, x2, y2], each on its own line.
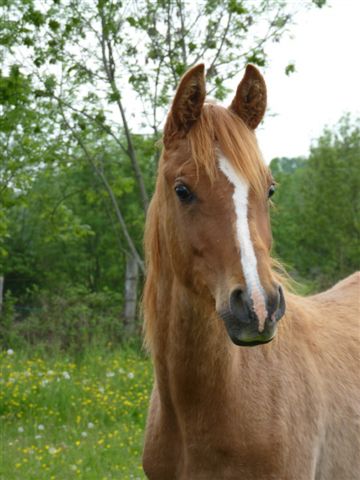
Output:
[147, 64, 285, 346]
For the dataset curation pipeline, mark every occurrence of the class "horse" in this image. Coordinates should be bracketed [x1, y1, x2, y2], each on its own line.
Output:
[142, 64, 360, 479]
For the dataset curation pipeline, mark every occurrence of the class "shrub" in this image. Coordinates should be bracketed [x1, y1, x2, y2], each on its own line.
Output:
[0, 286, 128, 353]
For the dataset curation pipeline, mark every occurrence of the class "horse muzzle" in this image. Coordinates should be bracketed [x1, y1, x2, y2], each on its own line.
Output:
[218, 285, 285, 347]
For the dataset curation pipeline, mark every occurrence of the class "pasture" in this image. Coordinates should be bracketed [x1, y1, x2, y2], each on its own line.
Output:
[0, 347, 152, 479]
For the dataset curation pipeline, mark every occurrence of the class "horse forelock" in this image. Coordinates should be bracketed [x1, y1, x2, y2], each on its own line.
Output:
[187, 103, 270, 197]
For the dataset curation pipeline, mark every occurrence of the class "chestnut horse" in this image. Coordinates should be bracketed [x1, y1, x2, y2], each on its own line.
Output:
[142, 64, 360, 479]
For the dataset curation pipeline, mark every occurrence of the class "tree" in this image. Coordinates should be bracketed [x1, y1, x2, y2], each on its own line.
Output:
[270, 116, 360, 288]
[270, 156, 307, 270]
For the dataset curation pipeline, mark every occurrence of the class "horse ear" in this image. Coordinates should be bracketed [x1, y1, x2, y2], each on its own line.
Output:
[229, 65, 267, 129]
[164, 64, 206, 144]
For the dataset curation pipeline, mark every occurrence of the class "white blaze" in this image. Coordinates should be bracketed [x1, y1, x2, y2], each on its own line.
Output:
[218, 154, 267, 332]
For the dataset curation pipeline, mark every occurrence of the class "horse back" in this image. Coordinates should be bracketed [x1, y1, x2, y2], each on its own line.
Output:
[311, 271, 359, 304]
[301, 272, 360, 479]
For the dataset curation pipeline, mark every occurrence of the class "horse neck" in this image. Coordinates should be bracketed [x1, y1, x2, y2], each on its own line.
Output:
[149, 273, 305, 394]
[170, 280, 230, 360]
[150, 272, 234, 406]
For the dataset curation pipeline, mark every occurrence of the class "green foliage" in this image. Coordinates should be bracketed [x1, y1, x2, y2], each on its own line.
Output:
[1, 130, 153, 350]
[1, 0, 321, 137]
[271, 116, 360, 289]
[121, 0, 308, 119]
[0, 291, 18, 348]
[285, 63, 296, 76]
[312, 0, 327, 7]
[0, 285, 126, 354]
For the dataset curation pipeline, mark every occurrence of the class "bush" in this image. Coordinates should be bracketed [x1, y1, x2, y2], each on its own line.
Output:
[0, 286, 128, 353]
[0, 290, 26, 349]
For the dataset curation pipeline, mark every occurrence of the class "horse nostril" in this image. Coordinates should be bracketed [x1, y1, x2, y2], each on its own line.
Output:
[274, 285, 286, 321]
[230, 288, 243, 303]
[229, 288, 253, 324]
[229, 288, 243, 310]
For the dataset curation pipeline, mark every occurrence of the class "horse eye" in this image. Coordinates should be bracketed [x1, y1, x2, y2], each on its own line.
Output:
[268, 184, 276, 198]
[175, 184, 194, 203]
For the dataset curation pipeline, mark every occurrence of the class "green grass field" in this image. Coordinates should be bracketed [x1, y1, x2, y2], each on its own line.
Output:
[0, 347, 153, 479]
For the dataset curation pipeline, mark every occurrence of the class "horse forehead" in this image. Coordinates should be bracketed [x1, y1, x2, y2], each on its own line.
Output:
[163, 147, 195, 178]
[164, 139, 191, 163]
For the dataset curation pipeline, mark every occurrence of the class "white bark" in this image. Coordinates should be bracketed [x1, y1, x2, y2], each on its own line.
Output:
[123, 255, 139, 336]
[0, 276, 3, 314]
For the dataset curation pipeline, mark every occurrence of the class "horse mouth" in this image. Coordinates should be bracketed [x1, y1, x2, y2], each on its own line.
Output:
[228, 330, 277, 347]
[218, 309, 279, 347]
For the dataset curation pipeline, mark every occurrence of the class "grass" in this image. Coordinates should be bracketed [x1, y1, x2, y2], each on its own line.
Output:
[0, 346, 153, 479]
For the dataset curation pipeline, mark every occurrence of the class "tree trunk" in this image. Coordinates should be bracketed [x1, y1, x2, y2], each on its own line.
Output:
[0, 276, 3, 314]
[123, 255, 139, 337]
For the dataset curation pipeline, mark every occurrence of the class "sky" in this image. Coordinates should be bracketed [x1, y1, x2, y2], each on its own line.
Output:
[242, 0, 360, 163]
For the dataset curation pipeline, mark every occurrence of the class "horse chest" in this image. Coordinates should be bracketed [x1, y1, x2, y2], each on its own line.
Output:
[143, 349, 328, 480]
[143, 397, 288, 480]
[144, 379, 291, 480]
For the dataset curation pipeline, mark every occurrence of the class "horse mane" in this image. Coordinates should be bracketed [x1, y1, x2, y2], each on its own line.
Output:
[143, 191, 162, 350]
[143, 103, 288, 350]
